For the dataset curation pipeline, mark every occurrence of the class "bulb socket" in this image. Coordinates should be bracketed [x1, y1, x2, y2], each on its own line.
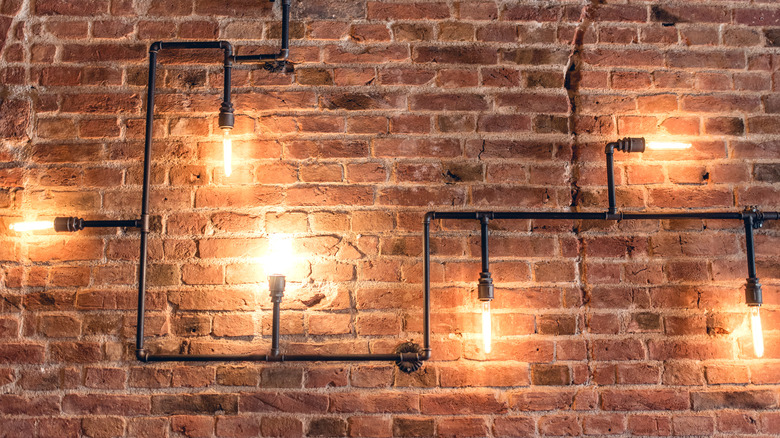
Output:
[746, 277, 762, 306]
[218, 102, 234, 130]
[54, 217, 84, 232]
[607, 137, 646, 154]
[268, 274, 285, 302]
[478, 272, 494, 301]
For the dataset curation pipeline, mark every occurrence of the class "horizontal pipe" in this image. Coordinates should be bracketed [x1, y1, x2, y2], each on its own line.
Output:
[426, 211, 780, 222]
[153, 41, 232, 52]
[234, 53, 285, 62]
[83, 219, 141, 228]
[143, 353, 422, 363]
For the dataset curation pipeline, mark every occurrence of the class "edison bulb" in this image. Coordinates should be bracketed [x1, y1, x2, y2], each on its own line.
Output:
[222, 128, 232, 177]
[481, 301, 491, 354]
[646, 141, 692, 150]
[9, 221, 54, 232]
[266, 235, 294, 277]
[750, 306, 764, 358]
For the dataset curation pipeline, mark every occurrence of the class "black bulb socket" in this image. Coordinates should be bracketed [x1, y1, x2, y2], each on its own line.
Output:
[746, 277, 762, 306]
[218, 102, 234, 130]
[607, 137, 645, 154]
[54, 217, 84, 232]
[478, 272, 494, 302]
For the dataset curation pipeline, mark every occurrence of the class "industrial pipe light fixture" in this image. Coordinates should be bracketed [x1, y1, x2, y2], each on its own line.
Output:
[423, 137, 777, 358]
[9, 134, 778, 365]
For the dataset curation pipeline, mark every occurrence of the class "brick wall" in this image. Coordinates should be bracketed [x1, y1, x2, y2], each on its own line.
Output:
[1, 0, 780, 436]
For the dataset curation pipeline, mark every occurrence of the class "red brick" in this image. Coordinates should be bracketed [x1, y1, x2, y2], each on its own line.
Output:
[437, 417, 489, 437]
[347, 416, 392, 438]
[602, 389, 689, 411]
[36, 0, 109, 15]
[421, 392, 506, 415]
[216, 416, 261, 437]
[172, 416, 214, 438]
[367, 2, 449, 20]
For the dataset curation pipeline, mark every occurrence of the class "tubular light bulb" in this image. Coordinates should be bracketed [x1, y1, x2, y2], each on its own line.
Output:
[750, 307, 764, 358]
[222, 128, 232, 177]
[9, 221, 54, 232]
[646, 141, 692, 150]
[267, 235, 294, 277]
[481, 301, 492, 354]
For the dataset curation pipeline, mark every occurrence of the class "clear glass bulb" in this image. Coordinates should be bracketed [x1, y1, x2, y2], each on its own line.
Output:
[9, 221, 54, 232]
[266, 235, 294, 277]
[481, 300, 491, 354]
[750, 306, 764, 358]
[222, 128, 232, 177]
[646, 141, 692, 150]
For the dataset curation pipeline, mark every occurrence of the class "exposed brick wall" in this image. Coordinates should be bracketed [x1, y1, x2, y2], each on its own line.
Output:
[1, 0, 780, 436]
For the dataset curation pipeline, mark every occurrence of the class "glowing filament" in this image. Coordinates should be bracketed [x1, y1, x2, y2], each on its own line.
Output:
[9, 221, 54, 232]
[646, 141, 692, 150]
[266, 235, 294, 277]
[750, 307, 764, 358]
[223, 128, 232, 177]
[482, 301, 492, 354]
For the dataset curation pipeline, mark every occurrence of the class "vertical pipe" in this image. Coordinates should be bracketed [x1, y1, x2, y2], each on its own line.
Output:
[281, 0, 291, 57]
[744, 216, 758, 279]
[223, 49, 232, 108]
[271, 301, 281, 356]
[136, 48, 158, 358]
[606, 150, 616, 215]
[480, 215, 490, 273]
[423, 216, 431, 354]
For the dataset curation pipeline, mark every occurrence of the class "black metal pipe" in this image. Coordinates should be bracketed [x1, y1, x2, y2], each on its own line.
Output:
[155, 41, 230, 50]
[233, 0, 291, 63]
[136, 47, 158, 358]
[606, 149, 616, 215]
[143, 353, 422, 362]
[480, 215, 490, 273]
[423, 217, 431, 357]
[744, 216, 758, 280]
[271, 301, 281, 356]
[83, 219, 140, 228]
[425, 211, 778, 222]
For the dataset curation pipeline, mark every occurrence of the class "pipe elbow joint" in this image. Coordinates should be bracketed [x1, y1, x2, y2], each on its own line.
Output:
[219, 41, 234, 57]
[136, 349, 149, 362]
[424, 212, 435, 224]
[149, 42, 163, 53]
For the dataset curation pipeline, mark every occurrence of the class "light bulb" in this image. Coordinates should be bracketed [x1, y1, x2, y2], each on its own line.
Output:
[9, 220, 54, 232]
[646, 141, 692, 150]
[750, 306, 764, 358]
[266, 235, 294, 277]
[481, 300, 491, 354]
[222, 128, 232, 177]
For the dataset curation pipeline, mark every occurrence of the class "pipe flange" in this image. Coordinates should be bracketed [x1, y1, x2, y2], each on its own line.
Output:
[395, 342, 423, 374]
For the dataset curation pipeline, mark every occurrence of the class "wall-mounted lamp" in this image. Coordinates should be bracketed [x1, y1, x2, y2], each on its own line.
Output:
[477, 215, 494, 354]
[266, 235, 293, 356]
[744, 211, 765, 357]
[423, 137, 778, 360]
[10, 217, 141, 232]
